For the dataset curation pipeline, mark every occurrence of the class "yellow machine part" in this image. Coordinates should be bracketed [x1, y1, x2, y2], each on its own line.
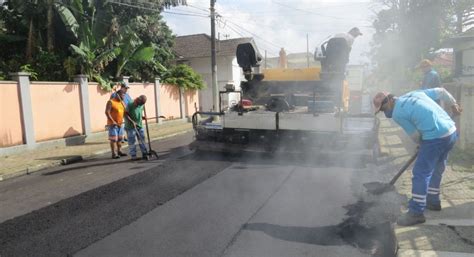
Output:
[343, 80, 350, 112]
[262, 67, 350, 111]
[263, 67, 321, 81]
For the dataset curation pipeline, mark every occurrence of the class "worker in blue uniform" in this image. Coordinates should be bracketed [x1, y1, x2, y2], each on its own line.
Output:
[417, 59, 441, 90]
[373, 88, 462, 226]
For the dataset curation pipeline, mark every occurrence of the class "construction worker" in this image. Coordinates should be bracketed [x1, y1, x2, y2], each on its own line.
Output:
[105, 91, 127, 159]
[373, 88, 462, 226]
[125, 95, 148, 161]
[417, 59, 441, 90]
[321, 27, 362, 74]
[111, 81, 132, 105]
[112, 81, 132, 143]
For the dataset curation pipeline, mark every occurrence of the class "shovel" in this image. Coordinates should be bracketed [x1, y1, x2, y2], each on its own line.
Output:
[364, 150, 418, 195]
[142, 105, 160, 160]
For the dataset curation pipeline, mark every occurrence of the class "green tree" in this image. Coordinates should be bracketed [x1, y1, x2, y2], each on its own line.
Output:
[0, 0, 187, 85]
[162, 64, 205, 90]
[369, 0, 458, 91]
[121, 14, 174, 82]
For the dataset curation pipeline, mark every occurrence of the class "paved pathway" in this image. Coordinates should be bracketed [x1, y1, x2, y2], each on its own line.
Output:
[378, 118, 474, 256]
[0, 121, 192, 181]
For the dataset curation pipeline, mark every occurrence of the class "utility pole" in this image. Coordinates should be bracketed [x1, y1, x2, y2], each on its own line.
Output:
[306, 34, 309, 68]
[264, 50, 267, 70]
[210, 0, 218, 112]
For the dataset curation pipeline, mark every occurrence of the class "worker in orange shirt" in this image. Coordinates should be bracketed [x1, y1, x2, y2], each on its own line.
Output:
[105, 90, 128, 159]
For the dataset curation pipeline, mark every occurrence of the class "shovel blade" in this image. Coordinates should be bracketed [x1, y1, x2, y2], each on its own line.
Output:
[363, 182, 395, 195]
[146, 150, 159, 160]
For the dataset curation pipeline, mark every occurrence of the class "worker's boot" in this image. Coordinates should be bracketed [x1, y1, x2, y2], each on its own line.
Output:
[397, 212, 425, 226]
[117, 151, 128, 157]
[426, 202, 442, 211]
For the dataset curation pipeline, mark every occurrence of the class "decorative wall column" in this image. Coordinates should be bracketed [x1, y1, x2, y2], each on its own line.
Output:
[179, 87, 186, 119]
[10, 72, 36, 148]
[75, 75, 91, 136]
[154, 78, 163, 124]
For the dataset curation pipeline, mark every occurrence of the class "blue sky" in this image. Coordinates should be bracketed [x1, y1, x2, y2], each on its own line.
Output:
[163, 0, 377, 64]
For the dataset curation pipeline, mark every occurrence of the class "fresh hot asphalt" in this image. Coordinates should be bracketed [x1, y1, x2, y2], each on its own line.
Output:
[0, 133, 399, 257]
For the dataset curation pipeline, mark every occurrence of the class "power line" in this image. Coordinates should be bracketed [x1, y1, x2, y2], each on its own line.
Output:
[271, 0, 369, 22]
[163, 11, 208, 17]
[186, 4, 210, 14]
[220, 21, 283, 56]
[221, 21, 278, 56]
[108, 1, 209, 17]
[223, 16, 372, 33]
[222, 17, 283, 50]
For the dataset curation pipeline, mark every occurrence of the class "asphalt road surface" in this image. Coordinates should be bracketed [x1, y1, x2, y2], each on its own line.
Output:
[0, 133, 400, 257]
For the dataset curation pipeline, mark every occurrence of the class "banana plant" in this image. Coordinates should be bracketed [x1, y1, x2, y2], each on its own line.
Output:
[55, 0, 119, 89]
[114, 24, 155, 78]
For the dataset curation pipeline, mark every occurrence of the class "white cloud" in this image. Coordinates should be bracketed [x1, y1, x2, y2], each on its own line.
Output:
[163, 0, 375, 64]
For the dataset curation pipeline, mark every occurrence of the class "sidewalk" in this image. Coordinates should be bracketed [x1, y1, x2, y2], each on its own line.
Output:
[378, 119, 474, 256]
[0, 120, 193, 181]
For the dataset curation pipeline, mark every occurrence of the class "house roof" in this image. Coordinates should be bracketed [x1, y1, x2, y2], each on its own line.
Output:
[443, 28, 474, 47]
[432, 52, 453, 67]
[173, 34, 257, 59]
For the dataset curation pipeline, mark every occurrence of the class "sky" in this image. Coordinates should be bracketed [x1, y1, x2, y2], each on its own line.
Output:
[162, 0, 378, 65]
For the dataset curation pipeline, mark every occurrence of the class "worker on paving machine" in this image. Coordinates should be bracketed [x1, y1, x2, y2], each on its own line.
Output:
[125, 95, 148, 161]
[373, 88, 462, 226]
[320, 27, 362, 74]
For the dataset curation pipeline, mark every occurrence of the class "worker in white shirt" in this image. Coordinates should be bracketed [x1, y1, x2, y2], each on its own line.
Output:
[321, 27, 362, 74]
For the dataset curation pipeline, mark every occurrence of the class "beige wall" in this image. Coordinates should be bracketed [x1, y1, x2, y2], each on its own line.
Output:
[0, 80, 199, 148]
[0, 82, 23, 147]
[88, 83, 111, 132]
[185, 90, 199, 117]
[160, 84, 182, 120]
[30, 82, 83, 141]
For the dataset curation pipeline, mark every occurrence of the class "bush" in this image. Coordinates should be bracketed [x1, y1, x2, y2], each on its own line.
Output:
[162, 64, 205, 90]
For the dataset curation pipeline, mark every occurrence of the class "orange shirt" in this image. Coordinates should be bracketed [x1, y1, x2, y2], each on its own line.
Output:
[107, 98, 125, 126]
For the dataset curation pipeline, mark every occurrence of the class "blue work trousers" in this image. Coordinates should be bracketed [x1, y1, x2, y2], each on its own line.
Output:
[409, 132, 457, 214]
[126, 127, 148, 157]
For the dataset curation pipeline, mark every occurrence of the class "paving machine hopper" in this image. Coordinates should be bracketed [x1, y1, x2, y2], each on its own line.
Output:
[190, 42, 379, 162]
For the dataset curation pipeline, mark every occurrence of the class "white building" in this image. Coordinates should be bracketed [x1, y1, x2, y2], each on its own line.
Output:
[173, 34, 260, 111]
[444, 28, 474, 149]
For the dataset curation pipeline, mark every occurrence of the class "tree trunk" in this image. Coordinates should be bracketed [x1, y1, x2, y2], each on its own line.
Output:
[26, 18, 35, 61]
[47, 0, 55, 52]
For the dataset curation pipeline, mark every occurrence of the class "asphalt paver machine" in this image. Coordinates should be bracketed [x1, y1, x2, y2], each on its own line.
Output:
[190, 42, 379, 162]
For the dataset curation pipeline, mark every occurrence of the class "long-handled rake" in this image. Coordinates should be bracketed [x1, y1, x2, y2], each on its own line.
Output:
[143, 105, 159, 160]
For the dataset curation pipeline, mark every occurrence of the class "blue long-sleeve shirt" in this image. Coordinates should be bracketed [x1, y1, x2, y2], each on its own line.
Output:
[392, 88, 456, 141]
[110, 92, 132, 106]
[420, 69, 441, 90]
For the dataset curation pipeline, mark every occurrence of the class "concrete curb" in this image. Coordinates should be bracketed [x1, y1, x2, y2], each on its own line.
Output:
[0, 119, 189, 157]
[0, 129, 193, 182]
